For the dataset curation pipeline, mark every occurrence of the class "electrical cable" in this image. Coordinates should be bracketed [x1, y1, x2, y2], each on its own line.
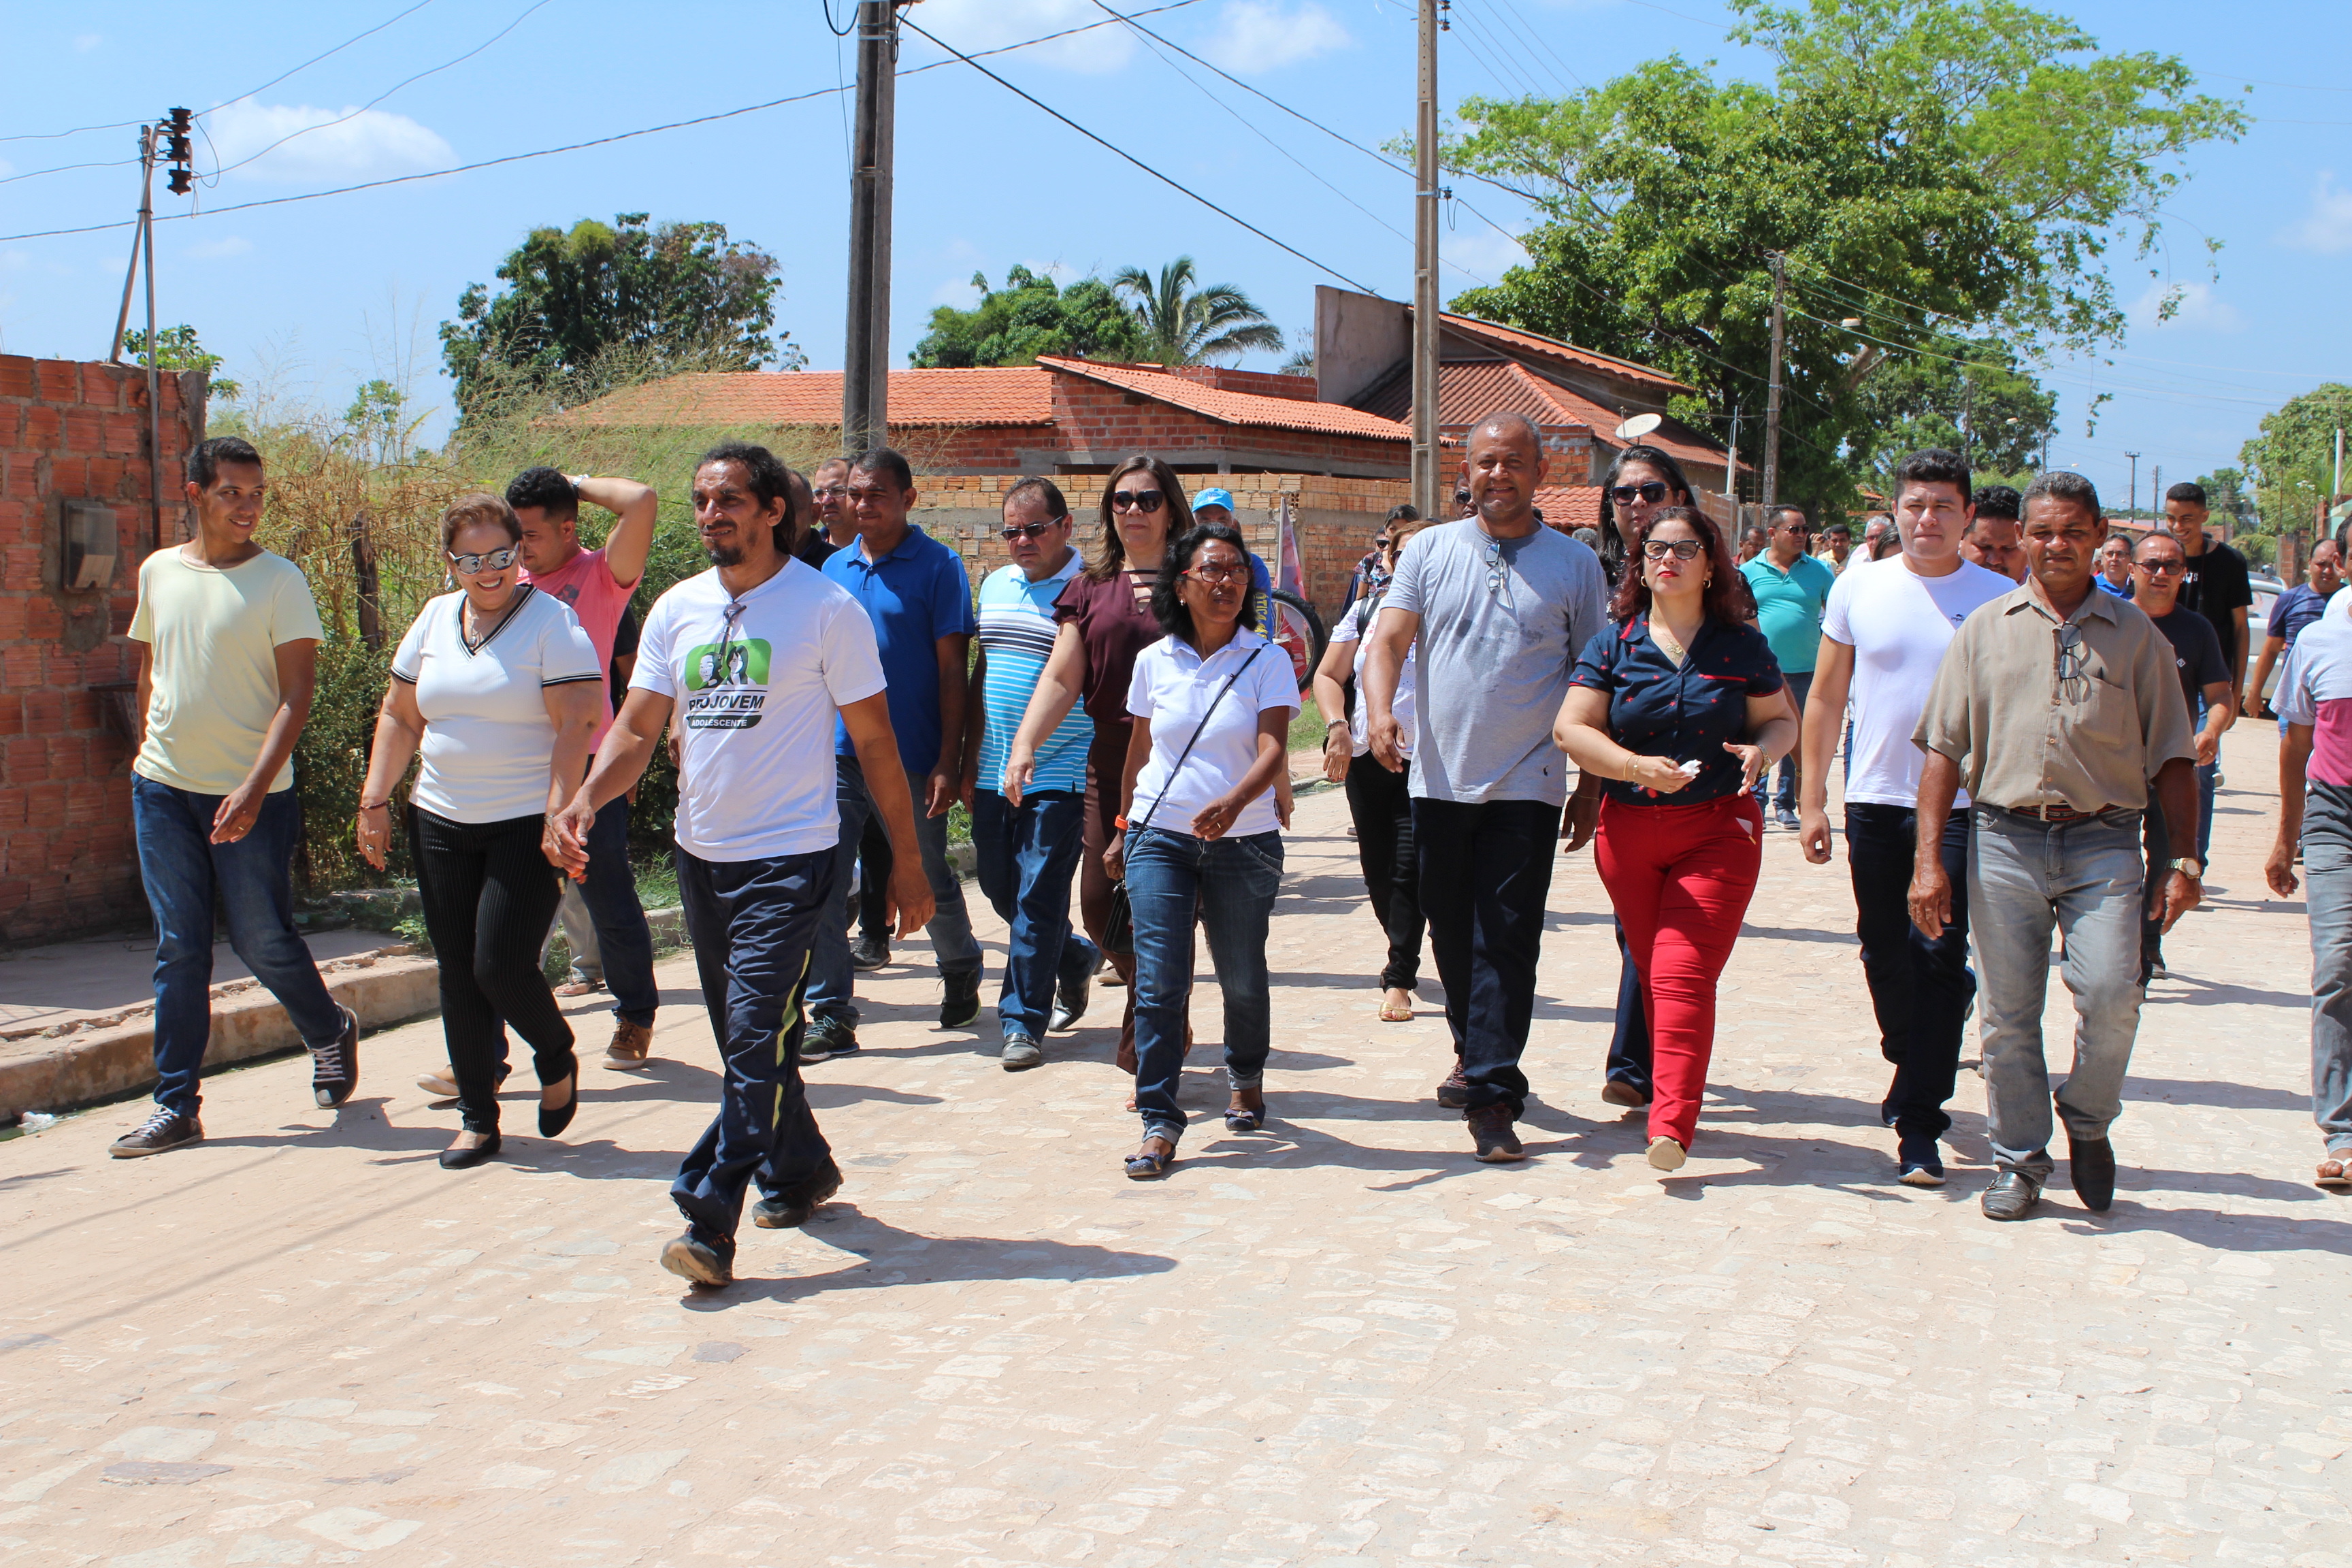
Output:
[1486, 0, 1587, 91]
[898, 12, 1383, 295]
[1450, 3, 1551, 99]
[0, 157, 137, 190]
[820, 0, 858, 39]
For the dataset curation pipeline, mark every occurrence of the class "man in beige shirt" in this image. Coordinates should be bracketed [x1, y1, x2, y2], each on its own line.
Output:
[1910, 468, 2200, 1222]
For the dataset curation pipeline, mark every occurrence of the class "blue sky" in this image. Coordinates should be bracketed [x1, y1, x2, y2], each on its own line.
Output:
[2, 0, 2345, 514]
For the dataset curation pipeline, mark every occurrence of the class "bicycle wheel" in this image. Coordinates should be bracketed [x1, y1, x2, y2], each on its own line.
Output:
[1268, 589, 1328, 688]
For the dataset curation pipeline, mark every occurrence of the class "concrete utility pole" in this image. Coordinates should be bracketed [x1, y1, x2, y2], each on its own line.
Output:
[1410, 0, 1441, 520]
[1761, 250, 1785, 514]
[843, 1, 903, 455]
[2126, 451, 2140, 519]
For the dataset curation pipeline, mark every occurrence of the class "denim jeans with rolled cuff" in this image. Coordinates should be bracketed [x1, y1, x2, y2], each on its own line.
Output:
[133, 776, 344, 1118]
[1411, 796, 1562, 1120]
[807, 754, 981, 1027]
[1124, 826, 1281, 1147]
[1969, 804, 2146, 1180]
[2300, 825, 2352, 1154]
[971, 788, 1100, 1043]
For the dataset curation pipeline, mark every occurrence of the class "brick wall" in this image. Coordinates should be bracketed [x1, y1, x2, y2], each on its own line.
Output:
[0, 357, 203, 944]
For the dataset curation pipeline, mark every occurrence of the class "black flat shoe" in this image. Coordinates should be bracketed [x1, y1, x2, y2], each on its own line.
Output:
[538, 1073, 579, 1139]
[439, 1131, 502, 1169]
[2067, 1131, 2116, 1212]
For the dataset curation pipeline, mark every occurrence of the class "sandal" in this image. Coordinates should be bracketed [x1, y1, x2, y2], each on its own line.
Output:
[1225, 1088, 1266, 1132]
[2319, 1150, 2352, 1189]
[1124, 1136, 1176, 1179]
[1378, 990, 1414, 1023]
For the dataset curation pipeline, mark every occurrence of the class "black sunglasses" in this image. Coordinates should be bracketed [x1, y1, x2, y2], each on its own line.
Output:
[1111, 490, 1165, 514]
[1610, 481, 1670, 504]
[1000, 517, 1068, 540]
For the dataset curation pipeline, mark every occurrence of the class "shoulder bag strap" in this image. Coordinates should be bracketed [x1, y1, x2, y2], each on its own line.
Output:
[1132, 644, 1266, 835]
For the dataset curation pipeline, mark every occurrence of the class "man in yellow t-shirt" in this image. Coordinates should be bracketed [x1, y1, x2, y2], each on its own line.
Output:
[112, 436, 359, 1158]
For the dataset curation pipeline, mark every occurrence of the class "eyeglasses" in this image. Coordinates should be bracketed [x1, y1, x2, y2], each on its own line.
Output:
[1183, 562, 1249, 586]
[1000, 517, 1068, 540]
[1642, 538, 1705, 561]
[447, 545, 519, 573]
[1610, 481, 1670, 505]
[1484, 533, 1509, 597]
[1111, 490, 1165, 514]
[2053, 623, 2090, 703]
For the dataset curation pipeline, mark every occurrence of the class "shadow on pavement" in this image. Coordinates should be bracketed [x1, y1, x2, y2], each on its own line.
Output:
[684, 1209, 1177, 1304]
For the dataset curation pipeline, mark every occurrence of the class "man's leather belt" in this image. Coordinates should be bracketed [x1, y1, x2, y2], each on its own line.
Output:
[2012, 801, 2121, 823]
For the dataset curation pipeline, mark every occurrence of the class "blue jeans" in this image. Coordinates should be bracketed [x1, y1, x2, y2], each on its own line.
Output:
[1970, 805, 2146, 1179]
[1124, 828, 1281, 1145]
[1752, 670, 1812, 813]
[1412, 796, 1562, 1118]
[1603, 923, 1652, 1098]
[2303, 829, 2352, 1153]
[1847, 803, 1976, 1141]
[670, 846, 835, 1241]
[971, 789, 1098, 1042]
[807, 755, 981, 1026]
[570, 785, 658, 1025]
[132, 776, 344, 1117]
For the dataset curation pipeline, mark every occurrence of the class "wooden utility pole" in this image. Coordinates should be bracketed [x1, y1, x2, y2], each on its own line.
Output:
[843, 2, 902, 455]
[1411, 0, 1441, 521]
[1761, 250, 1785, 515]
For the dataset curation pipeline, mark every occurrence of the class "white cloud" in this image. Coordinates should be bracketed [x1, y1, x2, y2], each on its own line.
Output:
[187, 235, 253, 261]
[1200, 1, 1350, 72]
[2130, 280, 2243, 333]
[74, 33, 101, 51]
[910, 0, 1137, 74]
[204, 97, 452, 184]
[2279, 169, 2352, 255]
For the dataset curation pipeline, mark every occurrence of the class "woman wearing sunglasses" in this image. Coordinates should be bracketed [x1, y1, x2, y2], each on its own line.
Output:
[357, 494, 604, 1169]
[1554, 506, 1794, 1171]
[1115, 520, 1301, 1177]
[1007, 455, 1196, 1079]
[1311, 509, 1430, 1024]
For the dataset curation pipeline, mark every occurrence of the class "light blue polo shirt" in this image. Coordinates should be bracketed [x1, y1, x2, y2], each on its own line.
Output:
[1741, 551, 1838, 674]
[823, 525, 977, 775]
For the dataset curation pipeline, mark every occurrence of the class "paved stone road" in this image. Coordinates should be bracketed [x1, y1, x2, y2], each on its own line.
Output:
[3, 727, 2347, 1567]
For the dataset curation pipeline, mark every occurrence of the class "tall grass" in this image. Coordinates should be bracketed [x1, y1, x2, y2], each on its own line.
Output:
[227, 345, 840, 892]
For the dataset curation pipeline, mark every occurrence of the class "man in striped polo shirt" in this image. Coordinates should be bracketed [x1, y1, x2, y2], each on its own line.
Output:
[959, 478, 1101, 1070]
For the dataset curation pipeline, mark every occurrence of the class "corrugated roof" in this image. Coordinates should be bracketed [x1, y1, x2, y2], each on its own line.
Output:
[1039, 356, 1409, 442]
[561, 368, 1056, 428]
[1360, 361, 1735, 476]
[1439, 311, 1693, 394]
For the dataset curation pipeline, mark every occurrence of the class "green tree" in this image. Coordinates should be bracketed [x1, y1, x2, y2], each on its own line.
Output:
[438, 212, 798, 418]
[909, 265, 1145, 368]
[121, 323, 241, 399]
[1109, 257, 1285, 367]
[1847, 334, 2057, 493]
[1440, 0, 2244, 510]
[2241, 383, 2352, 527]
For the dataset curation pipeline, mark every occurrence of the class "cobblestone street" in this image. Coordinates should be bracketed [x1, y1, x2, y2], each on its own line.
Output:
[3, 725, 2347, 1568]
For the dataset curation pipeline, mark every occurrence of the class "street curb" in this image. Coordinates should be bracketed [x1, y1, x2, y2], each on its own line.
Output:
[0, 946, 441, 1122]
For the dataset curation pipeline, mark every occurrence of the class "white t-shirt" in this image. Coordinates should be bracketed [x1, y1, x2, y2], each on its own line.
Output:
[1821, 553, 2014, 808]
[392, 587, 602, 824]
[632, 560, 887, 862]
[1124, 630, 1301, 839]
[1330, 596, 1416, 758]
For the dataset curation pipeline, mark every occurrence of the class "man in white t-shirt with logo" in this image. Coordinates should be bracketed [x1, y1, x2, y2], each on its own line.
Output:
[1797, 448, 2012, 1188]
[553, 442, 934, 1290]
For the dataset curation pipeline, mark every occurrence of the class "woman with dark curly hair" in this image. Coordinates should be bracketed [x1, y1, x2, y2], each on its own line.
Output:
[1553, 505, 1795, 1171]
[1111, 519, 1299, 1178]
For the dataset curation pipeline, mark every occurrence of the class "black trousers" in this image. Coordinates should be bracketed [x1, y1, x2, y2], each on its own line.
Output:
[1846, 802, 1976, 1141]
[855, 812, 894, 943]
[411, 806, 574, 1133]
[1413, 796, 1562, 1118]
[1344, 752, 1425, 991]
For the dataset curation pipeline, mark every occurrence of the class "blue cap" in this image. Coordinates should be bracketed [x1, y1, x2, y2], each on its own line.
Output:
[1191, 487, 1235, 514]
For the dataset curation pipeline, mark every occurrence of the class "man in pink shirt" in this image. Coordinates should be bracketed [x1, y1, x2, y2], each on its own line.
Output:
[511, 468, 662, 1068]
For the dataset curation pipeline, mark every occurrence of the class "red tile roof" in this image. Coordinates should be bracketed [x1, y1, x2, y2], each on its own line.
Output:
[562, 368, 1056, 428]
[1533, 486, 1604, 532]
[1363, 361, 1736, 476]
[1440, 311, 1694, 395]
[1038, 356, 1408, 441]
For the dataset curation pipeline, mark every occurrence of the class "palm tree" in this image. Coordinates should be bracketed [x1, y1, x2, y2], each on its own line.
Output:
[1109, 256, 1286, 367]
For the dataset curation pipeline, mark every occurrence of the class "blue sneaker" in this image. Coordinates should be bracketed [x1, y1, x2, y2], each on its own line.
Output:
[1897, 1138, 1946, 1187]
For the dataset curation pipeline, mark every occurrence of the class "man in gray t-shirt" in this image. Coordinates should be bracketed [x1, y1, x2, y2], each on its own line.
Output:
[1361, 412, 1609, 1163]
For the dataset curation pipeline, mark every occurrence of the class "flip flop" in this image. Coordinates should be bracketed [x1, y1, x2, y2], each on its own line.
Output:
[2319, 1151, 2352, 1189]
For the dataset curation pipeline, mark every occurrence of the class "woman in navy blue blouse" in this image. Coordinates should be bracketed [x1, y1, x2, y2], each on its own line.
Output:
[1554, 507, 1797, 1171]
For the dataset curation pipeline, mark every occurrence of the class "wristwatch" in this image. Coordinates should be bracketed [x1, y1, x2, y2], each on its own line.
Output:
[2170, 856, 2203, 879]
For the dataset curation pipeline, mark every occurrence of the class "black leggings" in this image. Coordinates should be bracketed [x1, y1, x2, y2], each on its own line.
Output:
[412, 806, 574, 1132]
[1345, 751, 1424, 991]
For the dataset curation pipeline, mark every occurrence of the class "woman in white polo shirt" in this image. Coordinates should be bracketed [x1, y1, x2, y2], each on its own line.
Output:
[1111, 520, 1300, 1178]
[356, 494, 604, 1169]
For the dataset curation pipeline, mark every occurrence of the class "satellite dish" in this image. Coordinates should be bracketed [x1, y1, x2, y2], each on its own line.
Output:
[1616, 412, 1663, 440]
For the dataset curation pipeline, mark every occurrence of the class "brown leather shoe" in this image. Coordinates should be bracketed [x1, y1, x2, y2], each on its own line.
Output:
[604, 1019, 654, 1070]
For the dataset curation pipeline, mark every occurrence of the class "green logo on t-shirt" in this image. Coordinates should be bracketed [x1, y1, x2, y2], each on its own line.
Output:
[683, 637, 771, 728]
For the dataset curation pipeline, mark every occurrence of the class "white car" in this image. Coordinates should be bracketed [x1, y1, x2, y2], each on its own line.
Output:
[2248, 572, 2286, 702]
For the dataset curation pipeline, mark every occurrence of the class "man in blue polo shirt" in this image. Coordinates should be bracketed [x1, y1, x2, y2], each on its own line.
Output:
[959, 477, 1100, 1071]
[806, 447, 983, 1057]
[2253, 540, 2341, 728]
[1740, 504, 1836, 828]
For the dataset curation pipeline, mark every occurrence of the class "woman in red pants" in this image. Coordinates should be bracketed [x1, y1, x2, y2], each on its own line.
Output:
[1554, 506, 1796, 1170]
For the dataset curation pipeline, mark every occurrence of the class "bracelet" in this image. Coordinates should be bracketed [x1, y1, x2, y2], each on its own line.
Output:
[1113, 815, 1130, 830]
[357, 800, 389, 813]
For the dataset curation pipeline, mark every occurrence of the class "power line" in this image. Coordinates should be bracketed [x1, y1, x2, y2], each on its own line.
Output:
[1486, 0, 1587, 91]
[899, 11, 1382, 295]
